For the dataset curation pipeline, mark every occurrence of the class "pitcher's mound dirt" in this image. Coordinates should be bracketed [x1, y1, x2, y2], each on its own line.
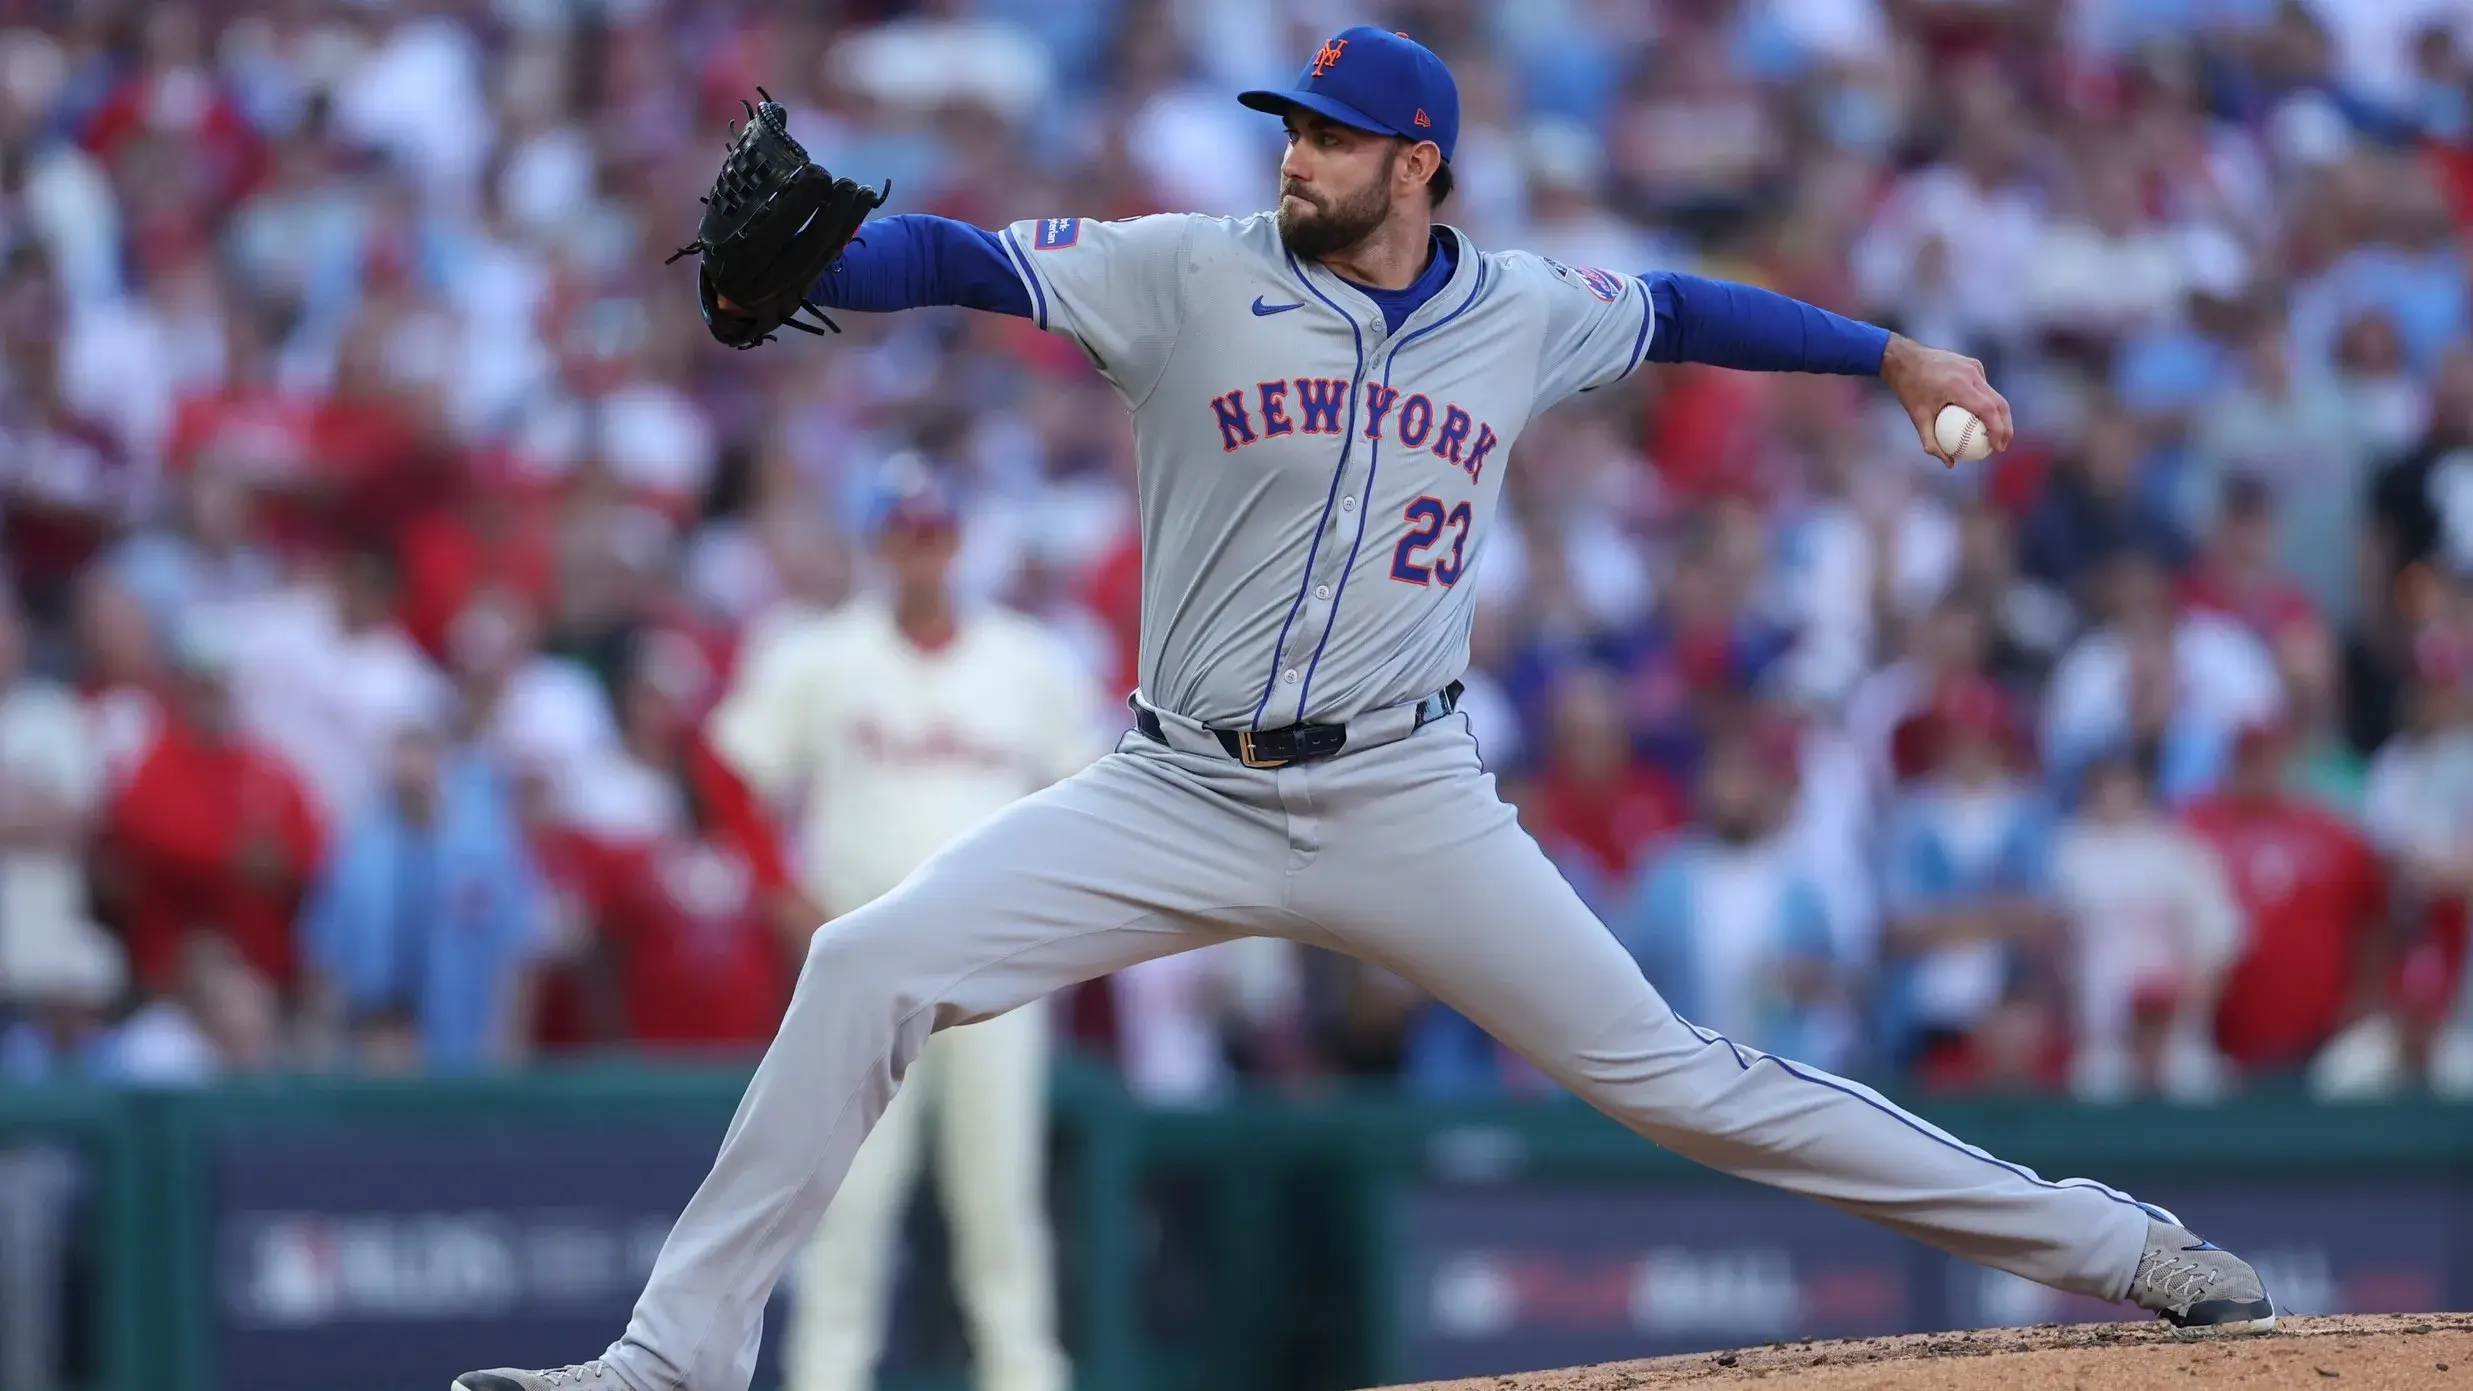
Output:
[1378, 1313, 2473, 1390]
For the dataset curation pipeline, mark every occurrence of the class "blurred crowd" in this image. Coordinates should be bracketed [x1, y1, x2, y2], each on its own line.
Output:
[5, 0, 2473, 1109]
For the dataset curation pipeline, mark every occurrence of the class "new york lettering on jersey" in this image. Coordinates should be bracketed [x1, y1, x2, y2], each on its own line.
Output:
[1001, 211, 1653, 727]
[1207, 380, 1502, 483]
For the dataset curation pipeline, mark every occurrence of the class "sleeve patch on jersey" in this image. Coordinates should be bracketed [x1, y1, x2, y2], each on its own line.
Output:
[1542, 256, 1626, 303]
[1033, 217, 1082, 250]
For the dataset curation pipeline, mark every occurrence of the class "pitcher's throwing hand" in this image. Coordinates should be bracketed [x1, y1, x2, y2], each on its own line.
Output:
[1882, 334, 2013, 467]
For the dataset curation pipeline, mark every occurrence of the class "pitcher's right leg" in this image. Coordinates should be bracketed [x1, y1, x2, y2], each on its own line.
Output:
[1292, 719, 2270, 1330]
[577, 741, 1293, 1391]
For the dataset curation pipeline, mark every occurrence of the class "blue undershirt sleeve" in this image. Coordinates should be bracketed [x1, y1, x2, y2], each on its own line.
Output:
[1643, 271, 1889, 376]
[806, 213, 1033, 318]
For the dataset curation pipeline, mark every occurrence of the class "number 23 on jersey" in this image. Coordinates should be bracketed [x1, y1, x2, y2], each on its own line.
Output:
[1391, 496, 1472, 587]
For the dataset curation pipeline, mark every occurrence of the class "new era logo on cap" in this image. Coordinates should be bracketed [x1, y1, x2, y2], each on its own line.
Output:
[1414, 109, 1431, 127]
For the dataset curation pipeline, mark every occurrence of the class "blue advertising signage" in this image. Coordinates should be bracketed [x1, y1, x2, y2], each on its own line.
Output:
[1389, 1176, 2470, 1382]
[210, 1126, 791, 1391]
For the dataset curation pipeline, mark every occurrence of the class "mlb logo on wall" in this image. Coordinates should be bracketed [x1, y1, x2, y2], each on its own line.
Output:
[1034, 217, 1081, 250]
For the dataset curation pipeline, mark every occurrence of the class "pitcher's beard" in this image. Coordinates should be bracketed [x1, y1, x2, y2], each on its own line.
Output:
[1276, 162, 1393, 260]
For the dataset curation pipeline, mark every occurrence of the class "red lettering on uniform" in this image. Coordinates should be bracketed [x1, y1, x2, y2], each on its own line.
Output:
[1211, 390, 1257, 452]
[1430, 405, 1473, 464]
[1361, 383, 1400, 441]
[1259, 380, 1294, 437]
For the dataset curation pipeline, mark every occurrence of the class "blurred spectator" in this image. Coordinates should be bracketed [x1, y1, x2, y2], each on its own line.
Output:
[2359, 627, 2473, 1086]
[2353, 348, 2473, 749]
[0, 920, 126, 1082]
[2366, 345, 2473, 591]
[69, 570, 168, 786]
[2018, 413, 2187, 598]
[1562, 496, 1790, 773]
[2055, 752, 2245, 1102]
[0, 334, 133, 628]
[1522, 666, 1687, 891]
[1877, 679, 2061, 1084]
[2188, 720, 2390, 1077]
[2186, 321, 2380, 627]
[1521, 117, 1675, 273]
[1606, 23, 1781, 243]
[101, 620, 322, 995]
[2027, 161, 2189, 341]
[1769, 402, 1912, 706]
[111, 931, 281, 1083]
[2274, 618, 2371, 815]
[0, 586, 104, 1008]
[2292, 162, 2466, 380]
[1110, 939, 1305, 1106]
[2043, 549, 2282, 801]
[2332, 311, 2432, 466]
[1850, 74, 2042, 360]
[446, 587, 626, 825]
[2178, 474, 2321, 643]
[108, 466, 280, 643]
[1848, 591, 2000, 796]
[302, 721, 540, 1074]
[212, 547, 452, 827]
[1948, 499, 2078, 683]
[584, 634, 810, 1053]
[1614, 727, 1846, 1068]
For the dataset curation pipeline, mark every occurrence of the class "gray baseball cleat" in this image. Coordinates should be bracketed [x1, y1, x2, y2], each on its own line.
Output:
[453, 1363, 626, 1391]
[2126, 1205, 2277, 1334]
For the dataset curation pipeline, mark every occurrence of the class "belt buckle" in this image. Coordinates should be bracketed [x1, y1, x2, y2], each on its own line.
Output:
[1234, 730, 1290, 769]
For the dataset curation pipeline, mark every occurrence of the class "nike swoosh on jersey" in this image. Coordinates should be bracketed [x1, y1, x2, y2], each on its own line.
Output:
[1251, 297, 1304, 316]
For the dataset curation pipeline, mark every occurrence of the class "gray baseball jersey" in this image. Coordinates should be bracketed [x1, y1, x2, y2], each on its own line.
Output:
[994, 212, 1648, 728]
[590, 216, 2189, 1391]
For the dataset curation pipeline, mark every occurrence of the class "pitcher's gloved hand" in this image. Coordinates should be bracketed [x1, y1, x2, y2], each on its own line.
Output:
[667, 88, 889, 349]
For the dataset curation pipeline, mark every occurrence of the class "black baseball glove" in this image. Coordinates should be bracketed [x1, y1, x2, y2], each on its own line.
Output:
[667, 88, 890, 350]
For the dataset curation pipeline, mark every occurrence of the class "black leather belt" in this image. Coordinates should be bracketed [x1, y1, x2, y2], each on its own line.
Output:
[1135, 681, 1463, 768]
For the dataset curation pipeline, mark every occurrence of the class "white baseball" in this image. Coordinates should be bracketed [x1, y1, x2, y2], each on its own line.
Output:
[1934, 404, 1993, 463]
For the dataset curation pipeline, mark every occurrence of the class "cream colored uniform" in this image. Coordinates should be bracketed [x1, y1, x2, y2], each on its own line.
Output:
[707, 594, 1104, 1391]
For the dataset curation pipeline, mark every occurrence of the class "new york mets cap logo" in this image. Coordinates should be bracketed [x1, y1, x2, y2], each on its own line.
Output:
[1237, 27, 1462, 164]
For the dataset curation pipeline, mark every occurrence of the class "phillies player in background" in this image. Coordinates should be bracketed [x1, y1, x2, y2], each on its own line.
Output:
[703, 461, 1101, 1391]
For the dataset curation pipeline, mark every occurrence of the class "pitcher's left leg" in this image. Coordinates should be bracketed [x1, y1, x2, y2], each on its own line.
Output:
[1293, 721, 2269, 1326]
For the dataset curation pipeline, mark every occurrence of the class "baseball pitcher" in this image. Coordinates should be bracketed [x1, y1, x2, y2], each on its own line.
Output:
[704, 463, 1094, 1391]
[460, 29, 2273, 1391]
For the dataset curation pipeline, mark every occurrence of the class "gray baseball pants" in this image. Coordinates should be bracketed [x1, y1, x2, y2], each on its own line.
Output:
[603, 712, 2152, 1391]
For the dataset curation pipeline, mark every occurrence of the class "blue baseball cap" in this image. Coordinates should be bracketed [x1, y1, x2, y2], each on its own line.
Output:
[1239, 27, 1459, 164]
